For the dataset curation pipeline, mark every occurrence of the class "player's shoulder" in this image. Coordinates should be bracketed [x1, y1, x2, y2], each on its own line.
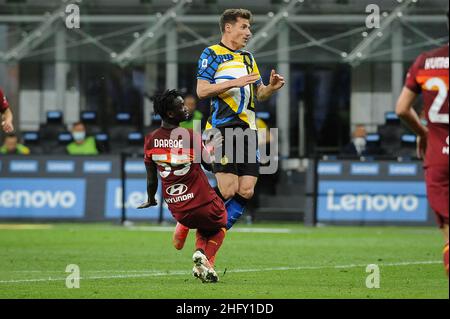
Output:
[200, 45, 220, 56]
[424, 44, 449, 58]
[413, 44, 449, 67]
[208, 44, 233, 56]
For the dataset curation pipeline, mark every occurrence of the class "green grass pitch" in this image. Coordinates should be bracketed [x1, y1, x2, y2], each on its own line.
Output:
[0, 222, 448, 299]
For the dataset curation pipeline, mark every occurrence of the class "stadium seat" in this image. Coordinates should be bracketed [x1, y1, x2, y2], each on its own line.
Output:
[109, 112, 139, 153]
[365, 133, 384, 156]
[39, 111, 68, 143]
[122, 132, 145, 155]
[22, 131, 44, 154]
[377, 112, 409, 156]
[49, 132, 73, 154]
[95, 132, 111, 154]
[397, 134, 417, 158]
[143, 113, 162, 135]
[80, 111, 103, 135]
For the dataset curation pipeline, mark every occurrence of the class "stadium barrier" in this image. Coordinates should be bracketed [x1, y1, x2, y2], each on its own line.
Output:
[0, 155, 434, 226]
[0, 155, 174, 222]
[305, 158, 435, 226]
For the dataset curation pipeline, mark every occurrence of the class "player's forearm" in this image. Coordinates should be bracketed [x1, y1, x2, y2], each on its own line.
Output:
[197, 81, 236, 99]
[397, 108, 428, 137]
[395, 87, 427, 137]
[145, 162, 158, 202]
[146, 177, 158, 202]
[256, 84, 276, 102]
[1, 108, 13, 122]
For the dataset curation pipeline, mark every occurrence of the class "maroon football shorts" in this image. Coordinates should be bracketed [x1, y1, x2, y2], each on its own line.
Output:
[172, 195, 227, 232]
[425, 165, 449, 228]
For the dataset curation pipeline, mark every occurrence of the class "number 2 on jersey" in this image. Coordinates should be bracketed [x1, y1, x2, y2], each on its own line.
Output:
[425, 77, 449, 124]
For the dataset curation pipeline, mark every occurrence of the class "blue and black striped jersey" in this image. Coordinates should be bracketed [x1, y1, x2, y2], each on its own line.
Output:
[197, 43, 262, 130]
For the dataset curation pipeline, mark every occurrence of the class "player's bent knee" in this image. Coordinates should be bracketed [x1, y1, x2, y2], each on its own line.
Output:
[220, 185, 238, 199]
[238, 187, 254, 200]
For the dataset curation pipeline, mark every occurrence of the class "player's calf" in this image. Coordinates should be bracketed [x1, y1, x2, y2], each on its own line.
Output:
[173, 222, 189, 250]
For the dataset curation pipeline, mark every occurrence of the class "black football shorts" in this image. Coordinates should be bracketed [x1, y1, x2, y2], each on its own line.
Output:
[207, 126, 260, 177]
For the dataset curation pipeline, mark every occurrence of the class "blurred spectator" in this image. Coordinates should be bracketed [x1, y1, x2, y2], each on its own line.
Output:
[0, 133, 30, 155]
[342, 125, 367, 156]
[342, 125, 382, 156]
[67, 122, 99, 155]
[180, 94, 204, 130]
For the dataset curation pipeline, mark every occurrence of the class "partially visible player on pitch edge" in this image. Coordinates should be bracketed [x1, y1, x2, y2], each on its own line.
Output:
[395, 11, 449, 277]
[138, 90, 227, 283]
[0, 87, 14, 133]
[193, 8, 285, 236]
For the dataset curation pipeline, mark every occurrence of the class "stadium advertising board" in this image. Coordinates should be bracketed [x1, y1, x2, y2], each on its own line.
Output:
[315, 160, 433, 225]
[0, 178, 85, 218]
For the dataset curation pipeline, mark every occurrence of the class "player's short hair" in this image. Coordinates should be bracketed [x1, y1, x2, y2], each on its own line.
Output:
[151, 89, 182, 120]
[220, 9, 253, 33]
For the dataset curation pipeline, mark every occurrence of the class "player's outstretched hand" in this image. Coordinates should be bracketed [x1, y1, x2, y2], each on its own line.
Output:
[1, 117, 14, 133]
[269, 69, 285, 90]
[137, 199, 158, 209]
[233, 73, 260, 88]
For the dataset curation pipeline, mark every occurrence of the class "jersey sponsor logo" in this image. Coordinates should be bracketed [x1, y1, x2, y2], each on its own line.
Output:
[166, 183, 188, 196]
[222, 55, 232, 62]
[424, 57, 449, 70]
[201, 59, 208, 69]
[165, 193, 194, 204]
[154, 139, 183, 148]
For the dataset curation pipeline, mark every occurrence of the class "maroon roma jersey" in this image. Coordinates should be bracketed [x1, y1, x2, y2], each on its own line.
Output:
[405, 44, 449, 168]
[144, 127, 216, 212]
[0, 88, 9, 112]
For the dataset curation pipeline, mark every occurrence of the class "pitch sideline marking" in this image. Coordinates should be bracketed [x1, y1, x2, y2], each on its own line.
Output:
[0, 260, 441, 284]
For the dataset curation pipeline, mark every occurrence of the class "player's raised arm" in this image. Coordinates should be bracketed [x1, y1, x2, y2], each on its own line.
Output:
[1, 108, 14, 133]
[196, 74, 260, 100]
[255, 69, 285, 102]
[137, 160, 159, 209]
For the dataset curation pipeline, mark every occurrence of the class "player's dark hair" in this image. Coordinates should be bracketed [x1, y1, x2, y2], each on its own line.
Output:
[220, 9, 252, 33]
[151, 89, 182, 120]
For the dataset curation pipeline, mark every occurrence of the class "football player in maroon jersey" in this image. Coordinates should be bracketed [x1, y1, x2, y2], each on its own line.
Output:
[138, 90, 227, 283]
[395, 15, 449, 276]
